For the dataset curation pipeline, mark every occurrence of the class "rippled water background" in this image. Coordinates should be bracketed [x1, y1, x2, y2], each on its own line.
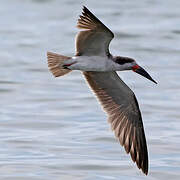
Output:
[0, 0, 180, 179]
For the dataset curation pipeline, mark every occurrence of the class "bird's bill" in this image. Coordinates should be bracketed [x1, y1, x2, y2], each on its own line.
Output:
[132, 65, 157, 84]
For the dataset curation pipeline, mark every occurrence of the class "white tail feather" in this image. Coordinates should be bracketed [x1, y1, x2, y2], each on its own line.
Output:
[47, 52, 72, 77]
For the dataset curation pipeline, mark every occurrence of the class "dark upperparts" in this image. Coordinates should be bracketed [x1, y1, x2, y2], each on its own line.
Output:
[114, 56, 135, 65]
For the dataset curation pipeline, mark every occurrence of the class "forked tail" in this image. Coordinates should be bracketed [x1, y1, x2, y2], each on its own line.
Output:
[47, 52, 72, 77]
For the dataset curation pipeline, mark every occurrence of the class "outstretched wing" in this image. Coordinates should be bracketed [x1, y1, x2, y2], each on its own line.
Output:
[76, 6, 114, 56]
[83, 71, 148, 175]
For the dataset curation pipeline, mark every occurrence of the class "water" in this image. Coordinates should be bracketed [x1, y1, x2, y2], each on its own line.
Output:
[0, 0, 180, 179]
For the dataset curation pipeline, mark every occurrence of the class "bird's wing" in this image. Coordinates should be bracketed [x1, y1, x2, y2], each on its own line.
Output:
[76, 6, 114, 56]
[83, 71, 148, 175]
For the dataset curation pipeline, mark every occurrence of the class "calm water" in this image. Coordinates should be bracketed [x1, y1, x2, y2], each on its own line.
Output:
[0, 0, 180, 179]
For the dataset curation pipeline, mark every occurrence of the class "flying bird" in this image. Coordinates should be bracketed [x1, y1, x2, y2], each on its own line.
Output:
[47, 6, 157, 175]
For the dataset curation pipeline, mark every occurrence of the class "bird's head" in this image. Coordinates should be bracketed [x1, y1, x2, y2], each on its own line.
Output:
[114, 56, 157, 84]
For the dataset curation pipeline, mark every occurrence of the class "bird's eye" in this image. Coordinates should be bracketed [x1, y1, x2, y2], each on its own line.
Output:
[115, 59, 126, 65]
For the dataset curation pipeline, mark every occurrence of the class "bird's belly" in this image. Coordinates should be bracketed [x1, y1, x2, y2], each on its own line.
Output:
[69, 56, 111, 71]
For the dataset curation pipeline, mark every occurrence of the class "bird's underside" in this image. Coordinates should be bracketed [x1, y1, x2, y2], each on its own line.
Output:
[47, 6, 149, 175]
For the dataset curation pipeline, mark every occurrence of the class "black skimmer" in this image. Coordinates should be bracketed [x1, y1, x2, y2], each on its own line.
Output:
[47, 6, 157, 175]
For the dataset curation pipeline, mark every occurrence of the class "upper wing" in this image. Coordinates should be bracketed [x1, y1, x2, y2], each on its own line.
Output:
[75, 6, 114, 56]
[83, 71, 148, 175]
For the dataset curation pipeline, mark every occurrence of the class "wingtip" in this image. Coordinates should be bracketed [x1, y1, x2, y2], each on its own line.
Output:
[82, 5, 92, 15]
[77, 5, 98, 30]
[143, 168, 148, 175]
[82, 5, 88, 11]
[82, 5, 88, 13]
[137, 163, 148, 175]
[141, 158, 149, 175]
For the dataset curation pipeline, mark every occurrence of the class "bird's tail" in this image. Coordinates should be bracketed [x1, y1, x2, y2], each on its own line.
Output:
[47, 52, 72, 77]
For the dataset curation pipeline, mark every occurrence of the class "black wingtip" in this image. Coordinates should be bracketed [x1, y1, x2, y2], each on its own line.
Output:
[83, 5, 88, 9]
[82, 5, 88, 12]
[82, 5, 93, 15]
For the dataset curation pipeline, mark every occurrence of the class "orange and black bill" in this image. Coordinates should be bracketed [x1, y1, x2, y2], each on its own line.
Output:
[133, 65, 157, 84]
